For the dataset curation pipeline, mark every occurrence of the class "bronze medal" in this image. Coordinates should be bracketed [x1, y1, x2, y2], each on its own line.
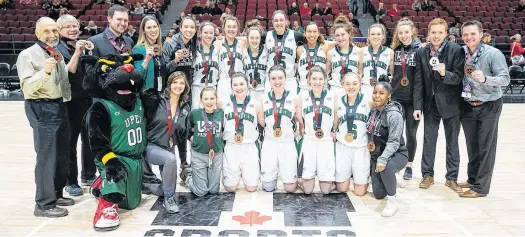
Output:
[251, 79, 258, 88]
[367, 141, 376, 151]
[370, 78, 377, 87]
[315, 128, 324, 139]
[229, 68, 235, 77]
[51, 51, 62, 62]
[209, 148, 215, 159]
[401, 77, 409, 86]
[345, 133, 354, 142]
[152, 44, 160, 55]
[84, 41, 94, 50]
[122, 46, 131, 54]
[234, 133, 243, 143]
[274, 127, 282, 138]
[464, 65, 475, 76]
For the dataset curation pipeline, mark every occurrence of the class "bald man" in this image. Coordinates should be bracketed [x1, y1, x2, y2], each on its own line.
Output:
[17, 17, 75, 218]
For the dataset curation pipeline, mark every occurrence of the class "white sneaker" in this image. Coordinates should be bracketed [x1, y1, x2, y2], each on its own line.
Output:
[396, 171, 406, 188]
[381, 195, 399, 217]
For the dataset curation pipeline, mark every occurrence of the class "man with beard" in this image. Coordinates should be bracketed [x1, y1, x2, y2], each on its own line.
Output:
[86, 5, 134, 57]
[16, 16, 75, 218]
[56, 14, 97, 196]
[413, 18, 465, 193]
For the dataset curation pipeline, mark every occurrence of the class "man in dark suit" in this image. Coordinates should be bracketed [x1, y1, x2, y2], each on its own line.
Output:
[56, 14, 97, 196]
[413, 18, 465, 193]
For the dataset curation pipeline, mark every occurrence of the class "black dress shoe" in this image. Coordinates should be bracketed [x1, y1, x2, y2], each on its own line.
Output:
[34, 206, 68, 218]
[57, 197, 75, 206]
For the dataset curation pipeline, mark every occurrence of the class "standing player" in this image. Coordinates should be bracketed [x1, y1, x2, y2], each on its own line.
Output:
[260, 65, 301, 192]
[265, 10, 305, 97]
[243, 27, 268, 101]
[361, 23, 394, 99]
[220, 73, 265, 192]
[327, 16, 361, 97]
[296, 22, 329, 95]
[334, 72, 371, 196]
[192, 22, 221, 109]
[295, 66, 336, 194]
[217, 16, 245, 100]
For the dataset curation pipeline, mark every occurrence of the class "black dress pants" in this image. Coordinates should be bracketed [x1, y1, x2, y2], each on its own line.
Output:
[25, 100, 70, 210]
[399, 101, 420, 163]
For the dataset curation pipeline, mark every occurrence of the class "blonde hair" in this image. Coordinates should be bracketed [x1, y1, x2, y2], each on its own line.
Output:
[367, 23, 387, 45]
[391, 18, 418, 49]
[164, 71, 190, 98]
[136, 16, 163, 52]
[307, 65, 327, 87]
[341, 72, 362, 84]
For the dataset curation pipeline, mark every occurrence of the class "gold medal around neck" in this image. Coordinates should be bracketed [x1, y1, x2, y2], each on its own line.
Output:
[122, 46, 131, 54]
[51, 51, 63, 62]
[345, 133, 354, 142]
[464, 65, 475, 76]
[152, 44, 160, 54]
[370, 78, 377, 87]
[229, 68, 235, 77]
[274, 127, 282, 138]
[209, 148, 215, 159]
[234, 133, 243, 144]
[401, 77, 409, 86]
[315, 128, 324, 139]
[367, 141, 376, 151]
[251, 79, 258, 88]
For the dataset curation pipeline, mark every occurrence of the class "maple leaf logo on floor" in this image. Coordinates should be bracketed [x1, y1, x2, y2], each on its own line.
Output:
[232, 211, 272, 225]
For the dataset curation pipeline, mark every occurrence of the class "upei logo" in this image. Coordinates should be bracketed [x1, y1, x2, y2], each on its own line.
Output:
[115, 111, 121, 116]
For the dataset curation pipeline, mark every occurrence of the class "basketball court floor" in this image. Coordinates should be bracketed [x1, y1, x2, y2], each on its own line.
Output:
[0, 101, 524, 237]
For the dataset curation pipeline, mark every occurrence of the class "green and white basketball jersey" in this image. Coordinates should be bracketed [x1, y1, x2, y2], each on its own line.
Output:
[265, 30, 297, 79]
[362, 46, 393, 85]
[298, 44, 327, 90]
[336, 94, 370, 147]
[329, 46, 360, 88]
[243, 47, 268, 92]
[301, 90, 335, 141]
[262, 90, 296, 140]
[193, 45, 220, 87]
[222, 95, 259, 144]
[219, 39, 244, 79]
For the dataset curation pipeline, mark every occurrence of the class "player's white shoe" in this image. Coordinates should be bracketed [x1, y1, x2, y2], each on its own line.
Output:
[381, 195, 399, 217]
[396, 171, 406, 188]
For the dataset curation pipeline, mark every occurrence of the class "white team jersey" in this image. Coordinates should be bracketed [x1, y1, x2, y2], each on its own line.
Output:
[361, 46, 393, 85]
[219, 39, 244, 79]
[243, 46, 268, 92]
[193, 44, 221, 86]
[301, 90, 335, 141]
[222, 95, 259, 144]
[336, 93, 370, 147]
[265, 30, 298, 80]
[298, 44, 327, 90]
[262, 90, 296, 141]
[329, 46, 360, 88]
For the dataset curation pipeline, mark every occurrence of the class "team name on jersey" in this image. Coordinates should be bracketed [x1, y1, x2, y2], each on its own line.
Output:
[299, 56, 327, 66]
[363, 60, 388, 70]
[394, 51, 416, 66]
[195, 121, 223, 137]
[124, 115, 143, 127]
[225, 112, 255, 123]
[303, 105, 333, 116]
[332, 60, 359, 68]
[264, 107, 293, 119]
[338, 113, 368, 124]
[244, 63, 267, 71]
[268, 46, 294, 56]
[220, 52, 243, 62]
[194, 61, 219, 71]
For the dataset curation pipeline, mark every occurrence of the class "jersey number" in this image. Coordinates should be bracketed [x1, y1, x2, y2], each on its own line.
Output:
[200, 71, 214, 84]
[127, 127, 143, 146]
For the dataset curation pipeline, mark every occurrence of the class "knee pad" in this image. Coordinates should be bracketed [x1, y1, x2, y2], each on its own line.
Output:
[103, 193, 125, 204]
[262, 180, 277, 192]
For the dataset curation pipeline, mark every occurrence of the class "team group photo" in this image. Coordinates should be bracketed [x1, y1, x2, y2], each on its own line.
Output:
[0, 0, 524, 235]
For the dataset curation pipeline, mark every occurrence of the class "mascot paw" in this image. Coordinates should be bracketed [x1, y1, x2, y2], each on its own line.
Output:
[105, 158, 127, 184]
[104, 193, 125, 204]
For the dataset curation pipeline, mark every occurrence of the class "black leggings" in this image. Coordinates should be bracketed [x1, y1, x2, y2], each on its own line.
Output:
[371, 152, 408, 199]
[399, 101, 420, 163]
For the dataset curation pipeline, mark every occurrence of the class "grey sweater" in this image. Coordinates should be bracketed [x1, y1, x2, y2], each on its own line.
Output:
[368, 101, 408, 164]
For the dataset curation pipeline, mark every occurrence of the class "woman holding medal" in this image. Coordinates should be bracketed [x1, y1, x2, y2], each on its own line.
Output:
[142, 71, 191, 213]
[219, 73, 265, 192]
[390, 18, 422, 181]
[163, 16, 198, 84]
[260, 65, 301, 192]
[186, 87, 225, 197]
[296, 22, 330, 96]
[192, 22, 222, 110]
[361, 23, 394, 99]
[367, 79, 408, 217]
[326, 16, 361, 97]
[133, 16, 167, 92]
[243, 27, 268, 101]
[264, 10, 305, 97]
[334, 72, 371, 195]
[217, 16, 246, 100]
[295, 66, 336, 194]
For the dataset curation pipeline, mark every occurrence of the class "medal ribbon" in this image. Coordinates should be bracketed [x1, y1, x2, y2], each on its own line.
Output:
[248, 47, 263, 86]
[167, 104, 180, 134]
[107, 34, 126, 53]
[309, 90, 326, 130]
[464, 43, 483, 66]
[345, 93, 363, 134]
[231, 95, 250, 133]
[367, 108, 385, 141]
[271, 91, 288, 128]
[336, 45, 353, 75]
[36, 40, 55, 55]
[369, 46, 384, 78]
[224, 39, 237, 73]
[430, 39, 448, 58]
[400, 46, 410, 78]
[201, 109, 215, 150]
[305, 43, 320, 70]
[199, 45, 215, 85]
[273, 30, 289, 65]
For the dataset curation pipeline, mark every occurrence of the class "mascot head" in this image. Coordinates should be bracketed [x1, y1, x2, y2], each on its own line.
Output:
[83, 54, 144, 110]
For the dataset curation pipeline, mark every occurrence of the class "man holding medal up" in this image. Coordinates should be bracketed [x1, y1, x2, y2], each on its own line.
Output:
[413, 18, 465, 192]
[458, 20, 509, 198]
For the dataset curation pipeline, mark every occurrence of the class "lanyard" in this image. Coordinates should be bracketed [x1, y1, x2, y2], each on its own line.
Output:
[224, 39, 237, 72]
[429, 39, 447, 58]
[271, 91, 288, 128]
[167, 102, 180, 135]
[201, 109, 215, 150]
[273, 30, 289, 65]
[464, 43, 483, 66]
[345, 93, 363, 134]
[231, 95, 250, 133]
[367, 108, 384, 141]
[400, 46, 412, 78]
[248, 47, 263, 84]
[106, 32, 126, 53]
[309, 90, 326, 130]
[369, 46, 384, 78]
[305, 43, 320, 70]
[336, 45, 353, 75]
[37, 40, 55, 55]
[198, 45, 214, 85]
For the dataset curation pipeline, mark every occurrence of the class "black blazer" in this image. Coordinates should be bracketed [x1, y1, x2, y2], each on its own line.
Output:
[413, 42, 465, 119]
[56, 40, 89, 99]
[87, 31, 134, 58]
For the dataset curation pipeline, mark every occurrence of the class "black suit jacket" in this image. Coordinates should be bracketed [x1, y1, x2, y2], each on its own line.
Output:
[413, 42, 465, 119]
[87, 31, 134, 58]
[56, 40, 89, 99]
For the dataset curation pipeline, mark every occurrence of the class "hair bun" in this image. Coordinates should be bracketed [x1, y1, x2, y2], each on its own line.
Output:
[378, 74, 390, 83]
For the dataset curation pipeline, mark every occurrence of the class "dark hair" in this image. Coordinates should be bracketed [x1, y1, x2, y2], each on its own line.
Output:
[108, 5, 128, 18]
[305, 22, 326, 44]
[461, 20, 483, 33]
[164, 71, 190, 98]
[268, 64, 286, 78]
[230, 72, 249, 88]
[375, 81, 393, 94]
